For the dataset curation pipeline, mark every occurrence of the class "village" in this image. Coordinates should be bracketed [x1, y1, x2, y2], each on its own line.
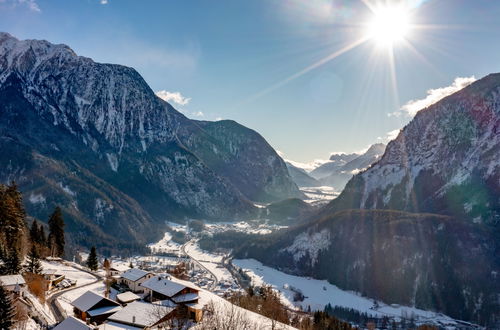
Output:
[0, 250, 296, 329]
[0, 217, 296, 330]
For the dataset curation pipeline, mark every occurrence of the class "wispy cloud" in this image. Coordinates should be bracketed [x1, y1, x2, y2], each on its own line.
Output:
[1, 0, 40, 11]
[386, 129, 400, 141]
[393, 76, 476, 117]
[377, 129, 401, 143]
[100, 0, 108, 4]
[155, 90, 191, 106]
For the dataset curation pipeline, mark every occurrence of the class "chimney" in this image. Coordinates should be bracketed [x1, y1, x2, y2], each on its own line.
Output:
[132, 315, 136, 323]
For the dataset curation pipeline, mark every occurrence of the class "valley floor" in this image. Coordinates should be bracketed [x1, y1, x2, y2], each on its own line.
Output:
[144, 223, 480, 329]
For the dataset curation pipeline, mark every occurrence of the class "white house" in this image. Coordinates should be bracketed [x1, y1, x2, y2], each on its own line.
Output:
[0, 274, 26, 291]
[118, 269, 154, 293]
[107, 301, 176, 328]
[109, 264, 129, 277]
[53, 316, 93, 330]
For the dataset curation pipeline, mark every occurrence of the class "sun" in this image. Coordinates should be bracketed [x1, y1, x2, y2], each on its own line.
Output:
[367, 5, 411, 47]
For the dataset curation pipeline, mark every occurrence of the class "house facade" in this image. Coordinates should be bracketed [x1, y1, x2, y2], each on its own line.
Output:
[71, 291, 122, 325]
[118, 269, 154, 293]
[0, 274, 26, 291]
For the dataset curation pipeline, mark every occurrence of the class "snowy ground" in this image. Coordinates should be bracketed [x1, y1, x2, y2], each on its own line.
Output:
[148, 232, 182, 254]
[56, 282, 106, 317]
[233, 259, 465, 328]
[195, 289, 295, 330]
[184, 241, 233, 283]
[41, 260, 96, 287]
[204, 221, 287, 235]
[300, 186, 339, 204]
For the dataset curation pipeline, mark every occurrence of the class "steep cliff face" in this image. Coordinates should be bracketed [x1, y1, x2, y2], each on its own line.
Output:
[326, 74, 500, 226]
[234, 74, 500, 326]
[0, 32, 300, 249]
[236, 210, 499, 325]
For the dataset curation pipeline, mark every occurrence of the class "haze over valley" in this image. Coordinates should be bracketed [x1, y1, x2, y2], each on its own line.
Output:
[0, 1, 499, 329]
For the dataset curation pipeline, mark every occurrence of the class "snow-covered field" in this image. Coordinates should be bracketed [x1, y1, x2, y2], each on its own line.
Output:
[41, 260, 96, 286]
[205, 221, 287, 235]
[233, 259, 462, 327]
[148, 232, 182, 254]
[300, 186, 339, 204]
[184, 241, 233, 283]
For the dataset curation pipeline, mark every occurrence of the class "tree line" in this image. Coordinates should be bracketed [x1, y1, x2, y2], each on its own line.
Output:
[0, 183, 66, 328]
[0, 186, 65, 275]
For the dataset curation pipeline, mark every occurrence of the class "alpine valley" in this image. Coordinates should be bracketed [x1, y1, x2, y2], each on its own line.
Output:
[0, 32, 301, 252]
[1, 31, 499, 329]
[234, 74, 500, 325]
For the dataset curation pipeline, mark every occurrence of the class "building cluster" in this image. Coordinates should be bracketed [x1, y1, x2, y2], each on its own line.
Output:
[54, 268, 205, 329]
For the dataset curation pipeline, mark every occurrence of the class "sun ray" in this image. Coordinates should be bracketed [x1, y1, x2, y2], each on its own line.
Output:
[387, 45, 400, 109]
[401, 39, 445, 79]
[238, 36, 369, 106]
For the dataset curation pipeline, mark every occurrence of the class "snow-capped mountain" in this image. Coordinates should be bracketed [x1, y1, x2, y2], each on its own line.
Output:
[234, 74, 500, 326]
[328, 74, 500, 225]
[307, 144, 385, 191]
[309, 152, 359, 180]
[0, 32, 301, 250]
[285, 161, 321, 187]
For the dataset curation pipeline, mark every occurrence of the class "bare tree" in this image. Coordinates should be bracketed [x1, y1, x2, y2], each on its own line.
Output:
[103, 258, 112, 298]
[197, 300, 266, 330]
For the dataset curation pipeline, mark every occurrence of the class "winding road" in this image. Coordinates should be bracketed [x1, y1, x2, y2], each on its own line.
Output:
[47, 263, 103, 323]
[181, 240, 218, 290]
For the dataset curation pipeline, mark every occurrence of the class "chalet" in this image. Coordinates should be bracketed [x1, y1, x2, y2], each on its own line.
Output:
[54, 316, 93, 330]
[109, 264, 129, 277]
[107, 301, 176, 328]
[141, 275, 203, 322]
[71, 291, 122, 325]
[116, 291, 141, 305]
[119, 269, 154, 293]
[42, 269, 65, 290]
[141, 275, 199, 303]
[0, 274, 26, 291]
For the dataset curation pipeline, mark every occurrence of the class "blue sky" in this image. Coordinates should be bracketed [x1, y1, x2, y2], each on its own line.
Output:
[2, 0, 500, 162]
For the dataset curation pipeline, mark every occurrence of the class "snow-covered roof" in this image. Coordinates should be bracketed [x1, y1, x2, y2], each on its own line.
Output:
[54, 316, 93, 330]
[141, 275, 194, 298]
[186, 302, 204, 310]
[42, 269, 58, 275]
[110, 264, 130, 272]
[99, 321, 142, 330]
[116, 291, 140, 303]
[107, 301, 176, 327]
[153, 299, 177, 308]
[0, 274, 26, 286]
[87, 305, 122, 317]
[120, 268, 151, 282]
[172, 292, 199, 303]
[71, 291, 119, 312]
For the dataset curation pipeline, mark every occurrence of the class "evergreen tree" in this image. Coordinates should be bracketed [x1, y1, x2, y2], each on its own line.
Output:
[25, 245, 43, 274]
[48, 207, 65, 257]
[0, 286, 15, 330]
[29, 220, 39, 244]
[86, 246, 98, 271]
[3, 249, 21, 275]
[39, 226, 47, 247]
[0, 184, 26, 253]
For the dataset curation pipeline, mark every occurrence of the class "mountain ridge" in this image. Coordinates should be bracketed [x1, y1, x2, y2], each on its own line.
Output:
[0, 32, 301, 251]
